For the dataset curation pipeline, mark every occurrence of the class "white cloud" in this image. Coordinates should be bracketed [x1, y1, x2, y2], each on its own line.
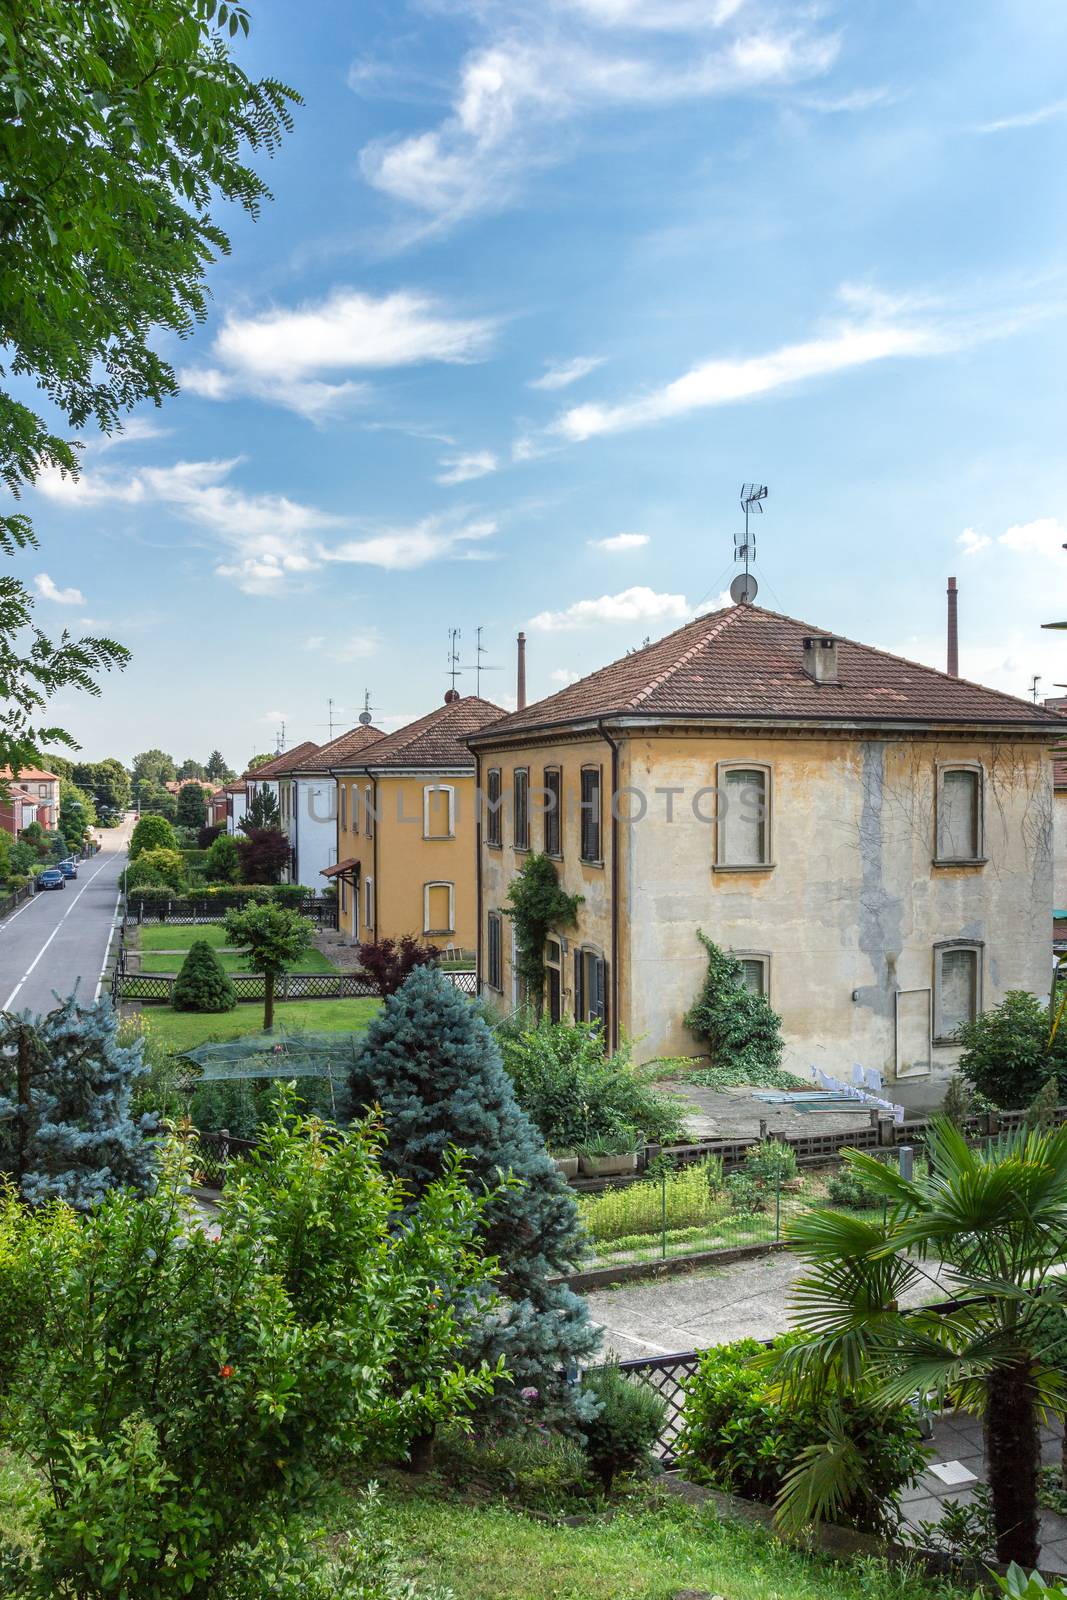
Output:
[550, 667, 582, 683]
[96, 417, 172, 450]
[694, 589, 734, 615]
[261, 710, 288, 724]
[529, 355, 606, 390]
[436, 450, 498, 485]
[322, 515, 497, 571]
[958, 527, 992, 556]
[303, 635, 326, 652]
[980, 99, 1067, 134]
[997, 516, 1067, 558]
[34, 573, 86, 606]
[590, 531, 649, 552]
[794, 86, 897, 114]
[529, 584, 689, 631]
[180, 288, 496, 419]
[358, 14, 838, 226]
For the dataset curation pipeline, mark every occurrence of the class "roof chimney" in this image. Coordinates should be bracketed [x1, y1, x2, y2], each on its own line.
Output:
[517, 631, 527, 711]
[802, 635, 839, 685]
[947, 576, 959, 677]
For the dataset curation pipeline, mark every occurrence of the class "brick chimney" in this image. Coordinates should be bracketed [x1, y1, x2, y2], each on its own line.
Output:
[517, 631, 527, 711]
[802, 635, 839, 684]
[947, 576, 959, 677]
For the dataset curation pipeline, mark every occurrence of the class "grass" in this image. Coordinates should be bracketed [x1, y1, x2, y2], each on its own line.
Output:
[138, 924, 232, 951]
[318, 1478, 971, 1600]
[139, 947, 338, 975]
[136, 997, 381, 1052]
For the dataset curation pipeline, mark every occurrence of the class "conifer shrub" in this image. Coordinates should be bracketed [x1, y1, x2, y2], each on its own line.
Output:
[172, 939, 237, 1013]
[579, 1365, 666, 1491]
[350, 965, 602, 1430]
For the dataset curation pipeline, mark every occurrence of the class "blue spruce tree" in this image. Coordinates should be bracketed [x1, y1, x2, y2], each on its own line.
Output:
[0, 995, 156, 1208]
[350, 965, 601, 1430]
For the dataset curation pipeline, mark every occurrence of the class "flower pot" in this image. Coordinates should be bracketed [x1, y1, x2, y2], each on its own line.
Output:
[553, 1155, 580, 1179]
[579, 1152, 639, 1177]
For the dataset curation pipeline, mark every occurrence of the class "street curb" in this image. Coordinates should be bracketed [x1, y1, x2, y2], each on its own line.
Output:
[556, 1239, 788, 1293]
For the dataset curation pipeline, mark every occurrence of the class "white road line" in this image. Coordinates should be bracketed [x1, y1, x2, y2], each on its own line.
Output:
[94, 889, 124, 1002]
[2, 854, 119, 1011]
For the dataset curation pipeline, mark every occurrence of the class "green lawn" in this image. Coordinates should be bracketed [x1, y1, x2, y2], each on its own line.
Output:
[139, 947, 338, 975]
[321, 1481, 969, 1600]
[139, 997, 381, 1052]
[138, 924, 232, 951]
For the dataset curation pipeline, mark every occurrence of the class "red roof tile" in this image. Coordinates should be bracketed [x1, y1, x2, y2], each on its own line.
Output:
[293, 724, 385, 772]
[469, 604, 1063, 741]
[336, 696, 505, 771]
[241, 742, 319, 781]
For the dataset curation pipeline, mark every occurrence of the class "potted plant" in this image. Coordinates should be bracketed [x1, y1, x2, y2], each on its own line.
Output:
[550, 1148, 580, 1180]
[578, 1129, 640, 1178]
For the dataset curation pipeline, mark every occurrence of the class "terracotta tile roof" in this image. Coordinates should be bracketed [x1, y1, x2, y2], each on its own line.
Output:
[0, 766, 58, 783]
[242, 742, 319, 781]
[293, 724, 385, 773]
[337, 696, 506, 771]
[469, 604, 1064, 741]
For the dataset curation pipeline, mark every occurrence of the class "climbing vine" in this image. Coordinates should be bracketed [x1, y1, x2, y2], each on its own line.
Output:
[503, 853, 582, 1015]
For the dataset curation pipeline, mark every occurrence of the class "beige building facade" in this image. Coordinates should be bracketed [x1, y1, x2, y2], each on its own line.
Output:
[470, 605, 1059, 1100]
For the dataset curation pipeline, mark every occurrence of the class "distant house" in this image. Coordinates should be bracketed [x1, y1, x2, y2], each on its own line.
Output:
[274, 724, 383, 888]
[0, 766, 60, 836]
[229, 744, 319, 846]
[468, 603, 1060, 1100]
[327, 693, 504, 952]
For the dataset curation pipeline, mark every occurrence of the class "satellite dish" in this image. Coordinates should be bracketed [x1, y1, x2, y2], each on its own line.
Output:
[730, 572, 759, 604]
[358, 711, 373, 725]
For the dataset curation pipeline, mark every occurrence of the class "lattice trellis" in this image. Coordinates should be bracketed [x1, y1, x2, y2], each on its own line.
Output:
[617, 1352, 702, 1464]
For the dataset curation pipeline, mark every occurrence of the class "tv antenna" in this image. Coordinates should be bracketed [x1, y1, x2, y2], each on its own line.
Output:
[447, 627, 462, 693]
[275, 719, 287, 754]
[1030, 674, 1042, 703]
[731, 483, 767, 605]
[319, 697, 342, 739]
[461, 626, 501, 697]
[357, 688, 375, 727]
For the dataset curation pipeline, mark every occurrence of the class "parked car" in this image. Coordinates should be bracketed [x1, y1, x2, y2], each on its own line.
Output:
[58, 859, 78, 879]
[37, 868, 65, 891]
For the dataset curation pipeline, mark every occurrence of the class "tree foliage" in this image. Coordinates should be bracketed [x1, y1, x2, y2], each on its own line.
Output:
[176, 781, 207, 830]
[58, 777, 95, 845]
[237, 826, 291, 885]
[205, 749, 233, 781]
[176, 759, 206, 781]
[350, 965, 602, 1431]
[357, 934, 441, 997]
[957, 990, 1067, 1109]
[223, 900, 313, 1029]
[172, 940, 237, 1013]
[0, 995, 156, 1208]
[684, 934, 785, 1080]
[245, 753, 276, 773]
[129, 813, 178, 860]
[204, 830, 241, 882]
[503, 853, 582, 1014]
[241, 786, 281, 832]
[132, 750, 176, 789]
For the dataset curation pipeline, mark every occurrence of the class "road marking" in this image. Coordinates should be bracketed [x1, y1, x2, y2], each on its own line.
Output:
[2, 853, 120, 1011]
[94, 889, 124, 1003]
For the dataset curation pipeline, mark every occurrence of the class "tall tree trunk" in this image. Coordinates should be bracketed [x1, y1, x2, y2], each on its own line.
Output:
[985, 1359, 1041, 1568]
[264, 970, 275, 1032]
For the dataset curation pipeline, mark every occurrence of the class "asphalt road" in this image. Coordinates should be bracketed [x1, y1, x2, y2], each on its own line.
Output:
[0, 819, 131, 1017]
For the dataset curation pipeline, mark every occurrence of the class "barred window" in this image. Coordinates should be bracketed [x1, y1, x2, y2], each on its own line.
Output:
[937, 767, 982, 862]
[716, 764, 770, 868]
[487, 910, 503, 990]
[486, 769, 502, 847]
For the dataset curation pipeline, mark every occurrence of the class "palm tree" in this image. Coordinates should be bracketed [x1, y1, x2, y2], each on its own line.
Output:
[774, 1119, 1067, 1567]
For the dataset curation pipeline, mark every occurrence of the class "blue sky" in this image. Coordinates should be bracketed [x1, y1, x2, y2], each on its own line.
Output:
[19, 0, 1067, 767]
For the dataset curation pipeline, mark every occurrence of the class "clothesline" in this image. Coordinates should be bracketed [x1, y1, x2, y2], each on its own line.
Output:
[810, 1065, 906, 1124]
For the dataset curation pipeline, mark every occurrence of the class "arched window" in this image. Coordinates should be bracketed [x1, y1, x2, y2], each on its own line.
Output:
[936, 764, 983, 863]
[424, 881, 455, 935]
[424, 783, 456, 839]
[715, 762, 772, 869]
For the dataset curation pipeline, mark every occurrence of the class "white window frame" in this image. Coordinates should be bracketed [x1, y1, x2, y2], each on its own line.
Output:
[486, 910, 503, 992]
[423, 880, 455, 935]
[732, 950, 771, 1000]
[934, 762, 985, 865]
[714, 760, 773, 871]
[423, 783, 456, 840]
[364, 875, 374, 934]
[340, 783, 347, 833]
[364, 784, 374, 838]
[933, 940, 983, 1044]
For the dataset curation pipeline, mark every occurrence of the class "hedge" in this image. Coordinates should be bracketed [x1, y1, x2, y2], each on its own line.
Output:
[125, 884, 317, 910]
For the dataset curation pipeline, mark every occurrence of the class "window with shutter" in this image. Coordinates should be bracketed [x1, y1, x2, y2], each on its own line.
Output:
[544, 768, 561, 856]
[485, 769, 502, 847]
[487, 911, 503, 990]
[513, 768, 529, 850]
[936, 767, 982, 862]
[716, 764, 770, 868]
[935, 944, 980, 1040]
[580, 768, 602, 862]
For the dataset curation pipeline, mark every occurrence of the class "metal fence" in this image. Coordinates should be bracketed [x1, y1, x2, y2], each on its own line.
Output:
[184, 1129, 260, 1187]
[115, 970, 382, 1004]
[616, 1351, 703, 1464]
[127, 896, 338, 928]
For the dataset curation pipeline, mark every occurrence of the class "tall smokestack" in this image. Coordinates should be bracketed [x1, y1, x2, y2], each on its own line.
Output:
[517, 631, 527, 711]
[947, 576, 959, 677]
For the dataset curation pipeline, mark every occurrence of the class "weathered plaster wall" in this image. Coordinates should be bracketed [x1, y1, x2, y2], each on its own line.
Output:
[1054, 788, 1067, 912]
[622, 732, 1053, 1085]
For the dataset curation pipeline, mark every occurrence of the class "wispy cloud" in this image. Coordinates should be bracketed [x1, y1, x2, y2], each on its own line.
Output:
[322, 514, 497, 571]
[980, 98, 1067, 133]
[529, 584, 688, 630]
[358, 10, 839, 229]
[589, 531, 649, 552]
[957, 527, 991, 556]
[550, 666, 583, 683]
[34, 573, 85, 605]
[96, 417, 172, 450]
[436, 449, 498, 484]
[794, 85, 897, 114]
[529, 355, 606, 390]
[180, 288, 496, 419]
[959, 516, 1066, 560]
[304, 632, 379, 662]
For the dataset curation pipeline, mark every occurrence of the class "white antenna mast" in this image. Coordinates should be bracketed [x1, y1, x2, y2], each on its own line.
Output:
[731, 483, 767, 605]
[461, 626, 502, 697]
[357, 689, 375, 727]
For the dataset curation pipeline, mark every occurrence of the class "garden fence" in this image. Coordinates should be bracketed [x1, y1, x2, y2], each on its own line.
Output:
[126, 896, 338, 928]
[614, 1351, 704, 1465]
[0, 883, 34, 921]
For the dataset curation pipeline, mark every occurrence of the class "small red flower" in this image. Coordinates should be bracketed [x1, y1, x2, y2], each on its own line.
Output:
[218, 1364, 234, 1379]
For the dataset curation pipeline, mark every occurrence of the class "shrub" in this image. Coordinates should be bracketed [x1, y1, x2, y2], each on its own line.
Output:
[198, 824, 223, 848]
[128, 846, 185, 892]
[684, 935, 787, 1086]
[357, 934, 442, 997]
[580, 1365, 666, 1491]
[0, 1094, 498, 1598]
[204, 831, 242, 883]
[578, 1159, 724, 1243]
[724, 1171, 765, 1214]
[126, 883, 311, 913]
[743, 1138, 798, 1187]
[236, 825, 292, 885]
[176, 782, 207, 829]
[129, 813, 178, 860]
[677, 1333, 927, 1536]
[958, 990, 1067, 1108]
[826, 1166, 882, 1210]
[172, 940, 237, 1013]
[500, 1019, 686, 1149]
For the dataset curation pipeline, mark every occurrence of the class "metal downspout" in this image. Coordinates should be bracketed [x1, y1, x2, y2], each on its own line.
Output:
[597, 719, 620, 1053]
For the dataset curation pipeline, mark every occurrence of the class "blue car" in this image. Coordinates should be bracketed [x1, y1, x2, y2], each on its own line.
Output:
[37, 868, 65, 891]
[58, 859, 78, 879]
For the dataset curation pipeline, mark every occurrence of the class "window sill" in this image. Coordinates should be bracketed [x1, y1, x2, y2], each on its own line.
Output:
[513, 844, 530, 854]
[485, 841, 503, 851]
[932, 1036, 965, 1048]
[424, 833, 456, 842]
[580, 857, 604, 869]
[426, 930, 455, 938]
[712, 862, 776, 873]
[932, 857, 987, 868]
[544, 850, 563, 861]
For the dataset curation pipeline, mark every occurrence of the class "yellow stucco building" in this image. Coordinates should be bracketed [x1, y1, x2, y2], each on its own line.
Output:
[468, 603, 1060, 1104]
[327, 692, 504, 954]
